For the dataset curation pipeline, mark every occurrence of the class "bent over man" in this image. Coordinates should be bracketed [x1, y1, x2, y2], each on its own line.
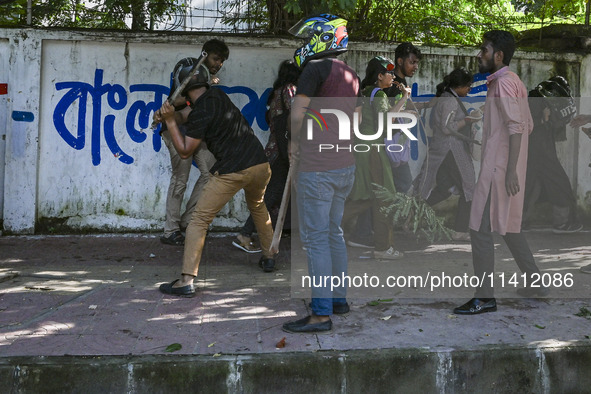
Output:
[157, 62, 276, 297]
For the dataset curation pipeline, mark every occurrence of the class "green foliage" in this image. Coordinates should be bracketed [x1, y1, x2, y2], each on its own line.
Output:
[373, 183, 452, 243]
[1, 0, 587, 44]
[165, 343, 182, 352]
[367, 298, 394, 306]
[283, 0, 357, 15]
[511, 0, 585, 21]
[575, 306, 591, 319]
[346, 0, 527, 45]
[0, 0, 184, 30]
[0, 0, 27, 25]
[221, 0, 269, 32]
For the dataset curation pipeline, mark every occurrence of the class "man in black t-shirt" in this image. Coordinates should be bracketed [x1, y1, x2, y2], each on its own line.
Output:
[384, 42, 431, 194]
[160, 39, 229, 246]
[156, 63, 276, 297]
[384, 42, 422, 104]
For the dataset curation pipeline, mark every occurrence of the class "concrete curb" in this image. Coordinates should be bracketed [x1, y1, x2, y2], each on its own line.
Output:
[2, 343, 590, 393]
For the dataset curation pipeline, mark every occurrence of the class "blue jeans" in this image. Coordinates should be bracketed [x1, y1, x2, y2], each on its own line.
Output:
[297, 165, 355, 316]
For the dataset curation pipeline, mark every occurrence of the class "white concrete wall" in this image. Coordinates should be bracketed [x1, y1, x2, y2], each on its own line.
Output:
[0, 38, 8, 222]
[1, 28, 590, 234]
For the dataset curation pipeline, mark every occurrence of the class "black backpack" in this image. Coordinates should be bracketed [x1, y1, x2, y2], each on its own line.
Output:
[529, 76, 577, 141]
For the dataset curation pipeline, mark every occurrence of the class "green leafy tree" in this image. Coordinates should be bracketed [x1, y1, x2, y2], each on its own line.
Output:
[0, 0, 29, 25]
[221, 0, 356, 33]
[0, 0, 183, 30]
[221, 0, 588, 44]
[346, 0, 526, 45]
[511, 0, 585, 21]
[2, 0, 588, 43]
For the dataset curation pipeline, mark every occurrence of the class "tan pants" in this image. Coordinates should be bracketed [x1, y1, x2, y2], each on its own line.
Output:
[182, 162, 274, 277]
[162, 130, 216, 235]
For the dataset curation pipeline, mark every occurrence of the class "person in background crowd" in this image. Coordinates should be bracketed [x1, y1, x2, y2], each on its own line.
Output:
[568, 113, 591, 273]
[384, 42, 433, 194]
[342, 56, 409, 260]
[159, 39, 229, 246]
[233, 60, 299, 253]
[523, 76, 583, 234]
[412, 67, 479, 242]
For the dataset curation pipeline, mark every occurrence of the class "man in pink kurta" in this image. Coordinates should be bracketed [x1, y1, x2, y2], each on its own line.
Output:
[455, 31, 547, 315]
[469, 68, 532, 234]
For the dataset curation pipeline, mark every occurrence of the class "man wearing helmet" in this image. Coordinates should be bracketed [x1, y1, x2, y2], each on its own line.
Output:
[523, 76, 583, 234]
[568, 113, 591, 274]
[159, 39, 229, 246]
[282, 14, 361, 333]
[156, 61, 276, 297]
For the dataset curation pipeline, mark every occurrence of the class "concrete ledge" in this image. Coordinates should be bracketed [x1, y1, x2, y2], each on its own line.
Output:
[1, 344, 590, 392]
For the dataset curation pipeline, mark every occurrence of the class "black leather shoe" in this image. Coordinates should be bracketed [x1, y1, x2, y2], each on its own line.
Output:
[159, 279, 195, 297]
[333, 302, 350, 315]
[516, 286, 550, 298]
[453, 298, 497, 315]
[160, 231, 185, 245]
[258, 256, 276, 272]
[282, 316, 332, 333]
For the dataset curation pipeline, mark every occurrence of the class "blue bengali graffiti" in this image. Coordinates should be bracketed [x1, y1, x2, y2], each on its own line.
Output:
[53, 69, 270, 166]
[53, 69, 170, 165]
[52, 72, 489, 166]
[12, 111, 35, 122]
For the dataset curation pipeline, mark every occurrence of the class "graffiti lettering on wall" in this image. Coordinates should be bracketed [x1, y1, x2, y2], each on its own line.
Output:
[51, 69, 487, 166]
[52, 69, 272, 166]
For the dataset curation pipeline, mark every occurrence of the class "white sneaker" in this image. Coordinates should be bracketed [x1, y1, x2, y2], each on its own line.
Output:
[232, 234, 262, 253]
[346, 240, 375, 249]
[373, 247, 404, 260]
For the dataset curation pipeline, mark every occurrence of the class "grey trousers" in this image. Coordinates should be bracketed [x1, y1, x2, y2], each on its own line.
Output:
[470, 192, 541, 298]
[162, 130, 216, 236]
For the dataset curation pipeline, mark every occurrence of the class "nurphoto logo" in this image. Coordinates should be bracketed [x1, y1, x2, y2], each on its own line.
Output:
[304, 108, 418, 152]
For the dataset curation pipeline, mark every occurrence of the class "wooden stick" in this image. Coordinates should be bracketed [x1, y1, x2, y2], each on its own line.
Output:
[269, 166, 292, 254]
[167, 51, 208, 105]
[150, 51, 208, 129]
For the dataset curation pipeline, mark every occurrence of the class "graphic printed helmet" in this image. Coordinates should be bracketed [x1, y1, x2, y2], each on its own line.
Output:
[174, 63, 210, 97]
[289, 13, 349, 68]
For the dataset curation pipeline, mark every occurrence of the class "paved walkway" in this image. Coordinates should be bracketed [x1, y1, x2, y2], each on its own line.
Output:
[0, 230, 590, 392]
[1, 230, 589, 356]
